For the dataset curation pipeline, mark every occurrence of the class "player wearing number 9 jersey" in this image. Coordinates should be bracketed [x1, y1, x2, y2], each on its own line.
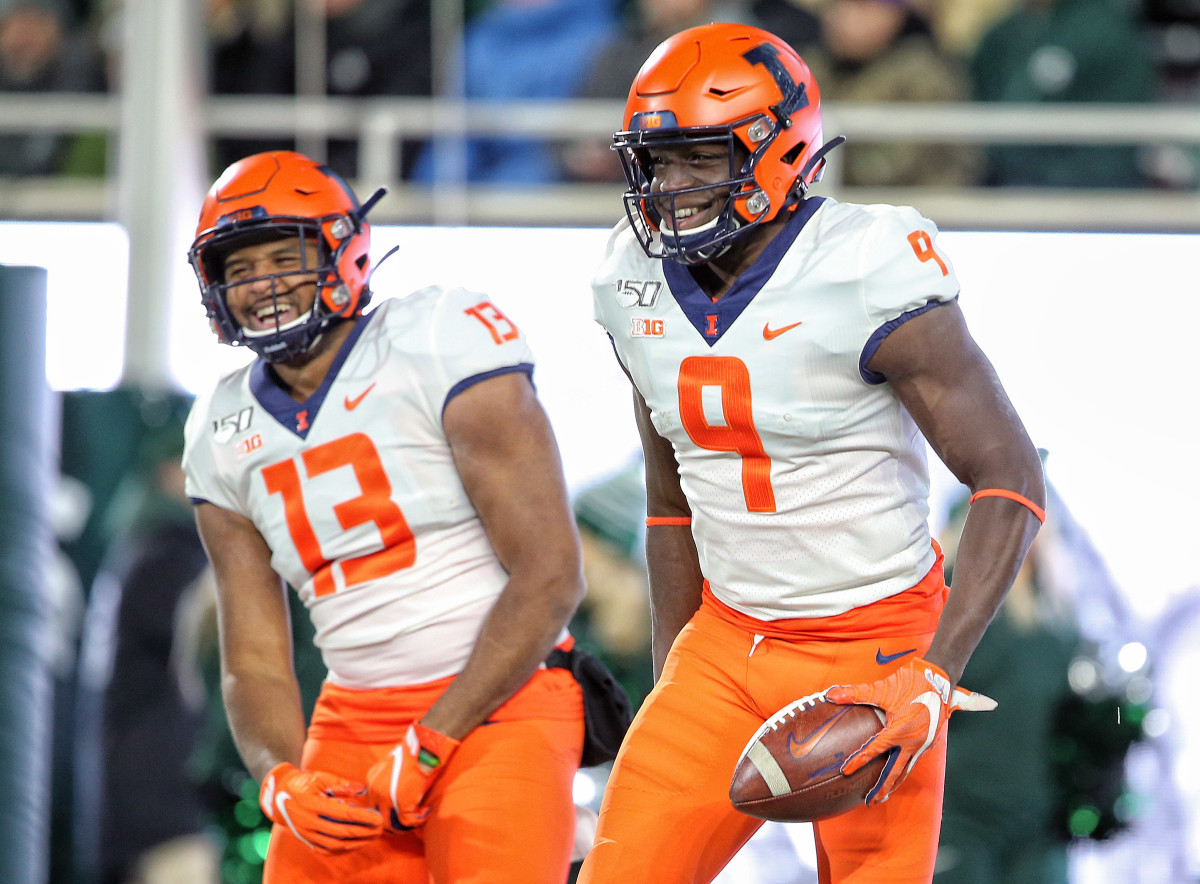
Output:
[182, 150, 586, 884]
[579, 23, 1045, 884]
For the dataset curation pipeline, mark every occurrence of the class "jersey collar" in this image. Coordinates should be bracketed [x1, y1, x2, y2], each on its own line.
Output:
[250, 311, 375, 439]
[662, 196, 825, 346]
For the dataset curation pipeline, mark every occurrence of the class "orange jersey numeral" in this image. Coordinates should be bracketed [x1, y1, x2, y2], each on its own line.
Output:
[907, 230, 948, 276]
[464, 301, 520, 344]
[263, 433, 416, 596]
[677, 356, 776, 514]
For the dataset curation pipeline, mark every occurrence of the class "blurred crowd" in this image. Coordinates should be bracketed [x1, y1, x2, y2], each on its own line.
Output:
[1, 0, 1199, 189]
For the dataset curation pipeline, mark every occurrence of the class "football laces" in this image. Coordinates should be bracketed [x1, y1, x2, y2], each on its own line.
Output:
[735, 690, 830, 764]
[759, 690, 828, 734]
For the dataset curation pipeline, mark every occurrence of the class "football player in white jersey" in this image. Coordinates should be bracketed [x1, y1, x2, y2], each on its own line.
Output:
[579, 24, 1046, 884]
[183, 151, 587, 883]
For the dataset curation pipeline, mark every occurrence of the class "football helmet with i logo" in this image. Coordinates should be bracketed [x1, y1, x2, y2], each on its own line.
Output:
[613, 23, 843, 264]
[189, 151, 385, 363]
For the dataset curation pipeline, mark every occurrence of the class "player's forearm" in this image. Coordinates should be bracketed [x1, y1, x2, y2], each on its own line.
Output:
[222, 667, 309, 782]
[923, 497, 1042, 684]
[420, 567, 585, 741]
[646, 524, 704, 680]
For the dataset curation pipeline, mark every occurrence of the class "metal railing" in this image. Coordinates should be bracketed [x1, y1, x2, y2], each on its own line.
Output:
[2, 94, 1200, 230]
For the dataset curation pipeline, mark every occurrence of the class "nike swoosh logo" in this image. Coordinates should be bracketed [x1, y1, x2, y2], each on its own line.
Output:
[344, 382, 376, 411]
[763, 320, 803, 340]
[910, 691, 943, 766]
[786, 706, 851, 762]
[876, 647, 917, 665]
[275, 792, 316, 850]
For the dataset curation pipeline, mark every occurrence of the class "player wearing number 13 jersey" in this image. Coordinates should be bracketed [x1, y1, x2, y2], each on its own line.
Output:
[182, 151, 586, 884]
[579, 24, 1045, 884]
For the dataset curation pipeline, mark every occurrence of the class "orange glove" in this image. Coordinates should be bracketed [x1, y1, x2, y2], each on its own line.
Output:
[366, 721, 461, 830]
[258, 762, 383, 852]
[826, 656, 996, 805]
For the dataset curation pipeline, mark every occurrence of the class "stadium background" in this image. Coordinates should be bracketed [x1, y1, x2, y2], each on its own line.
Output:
[2, 0, 1199, 882]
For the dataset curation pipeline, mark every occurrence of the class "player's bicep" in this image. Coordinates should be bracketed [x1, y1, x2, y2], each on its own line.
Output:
[443, 372, 581, 586]
[865, 300, 1040, 492]
[634, 386, 689, 519]
[193, 501, 293, 675]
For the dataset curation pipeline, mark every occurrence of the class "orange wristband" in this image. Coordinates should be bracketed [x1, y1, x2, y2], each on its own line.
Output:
[645, 516, 691, 526]
[969, 488, 1046, 524]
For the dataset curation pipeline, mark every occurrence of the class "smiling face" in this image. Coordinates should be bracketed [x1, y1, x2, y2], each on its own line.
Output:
[646, 140, 738, 234]
[221, 235, 322, 336]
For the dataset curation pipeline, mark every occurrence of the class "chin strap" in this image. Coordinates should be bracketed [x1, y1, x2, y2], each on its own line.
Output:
[356, 187, 388, 225]
[355, 188, 395, 298]
[366, 245, 399, 290]
[796, 136, 847, 196]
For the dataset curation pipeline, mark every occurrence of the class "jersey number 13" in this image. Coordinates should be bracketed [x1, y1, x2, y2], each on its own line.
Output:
[262, 432, 416, 596]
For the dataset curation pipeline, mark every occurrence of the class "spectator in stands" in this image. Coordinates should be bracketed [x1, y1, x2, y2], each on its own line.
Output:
[920, 0, 1019, 60]
[559, 0, 757, 184]
[570, 457, 653, 709]
[750, 0, 821, 55]
[0, 0, 107, 176]
[75, 417, 219, 884]
[970, 0, 1156, 187]
[208, 0, 432, 180]
[413, 0, 619, 185]
[205, 0, 290, 103]
[801, 0, 981, 187]
[936, 462, 1148, 881]
[1139, 0, 1200, 189]
[935, 488, 1078, 883]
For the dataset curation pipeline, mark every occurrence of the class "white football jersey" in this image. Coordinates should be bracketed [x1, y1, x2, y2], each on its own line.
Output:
[184, 287, 559, 688]
[593, 198, 961, 620]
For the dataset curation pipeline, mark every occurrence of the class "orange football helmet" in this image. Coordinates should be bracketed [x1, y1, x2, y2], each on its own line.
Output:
[188, 151, 385, 363]
[613, 23, 842, 264]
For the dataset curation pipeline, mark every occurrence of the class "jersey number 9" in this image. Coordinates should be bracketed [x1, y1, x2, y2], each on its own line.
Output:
[678, 356, 776, 514]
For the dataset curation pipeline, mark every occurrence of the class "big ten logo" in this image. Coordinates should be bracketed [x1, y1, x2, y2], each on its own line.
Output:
[236, 433, 263, 458]
[631, 317, 664, 338]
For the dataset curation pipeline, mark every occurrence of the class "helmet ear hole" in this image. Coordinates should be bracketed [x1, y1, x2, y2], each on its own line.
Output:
[780, 141, 806, 167]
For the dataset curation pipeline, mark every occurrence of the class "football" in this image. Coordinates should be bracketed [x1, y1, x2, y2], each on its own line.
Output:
[729, 692, 887, 823]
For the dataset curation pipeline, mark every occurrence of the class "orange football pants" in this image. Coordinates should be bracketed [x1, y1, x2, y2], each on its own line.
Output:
[264, 666, 584, 884]
[580, 564, 949, 884]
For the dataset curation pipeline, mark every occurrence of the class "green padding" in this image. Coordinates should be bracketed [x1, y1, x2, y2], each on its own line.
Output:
[58, 388, 194, 593]
[0, 266, 53, 884]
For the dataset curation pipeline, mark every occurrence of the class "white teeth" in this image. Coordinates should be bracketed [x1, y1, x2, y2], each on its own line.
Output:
[674, 207, 701, 220]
